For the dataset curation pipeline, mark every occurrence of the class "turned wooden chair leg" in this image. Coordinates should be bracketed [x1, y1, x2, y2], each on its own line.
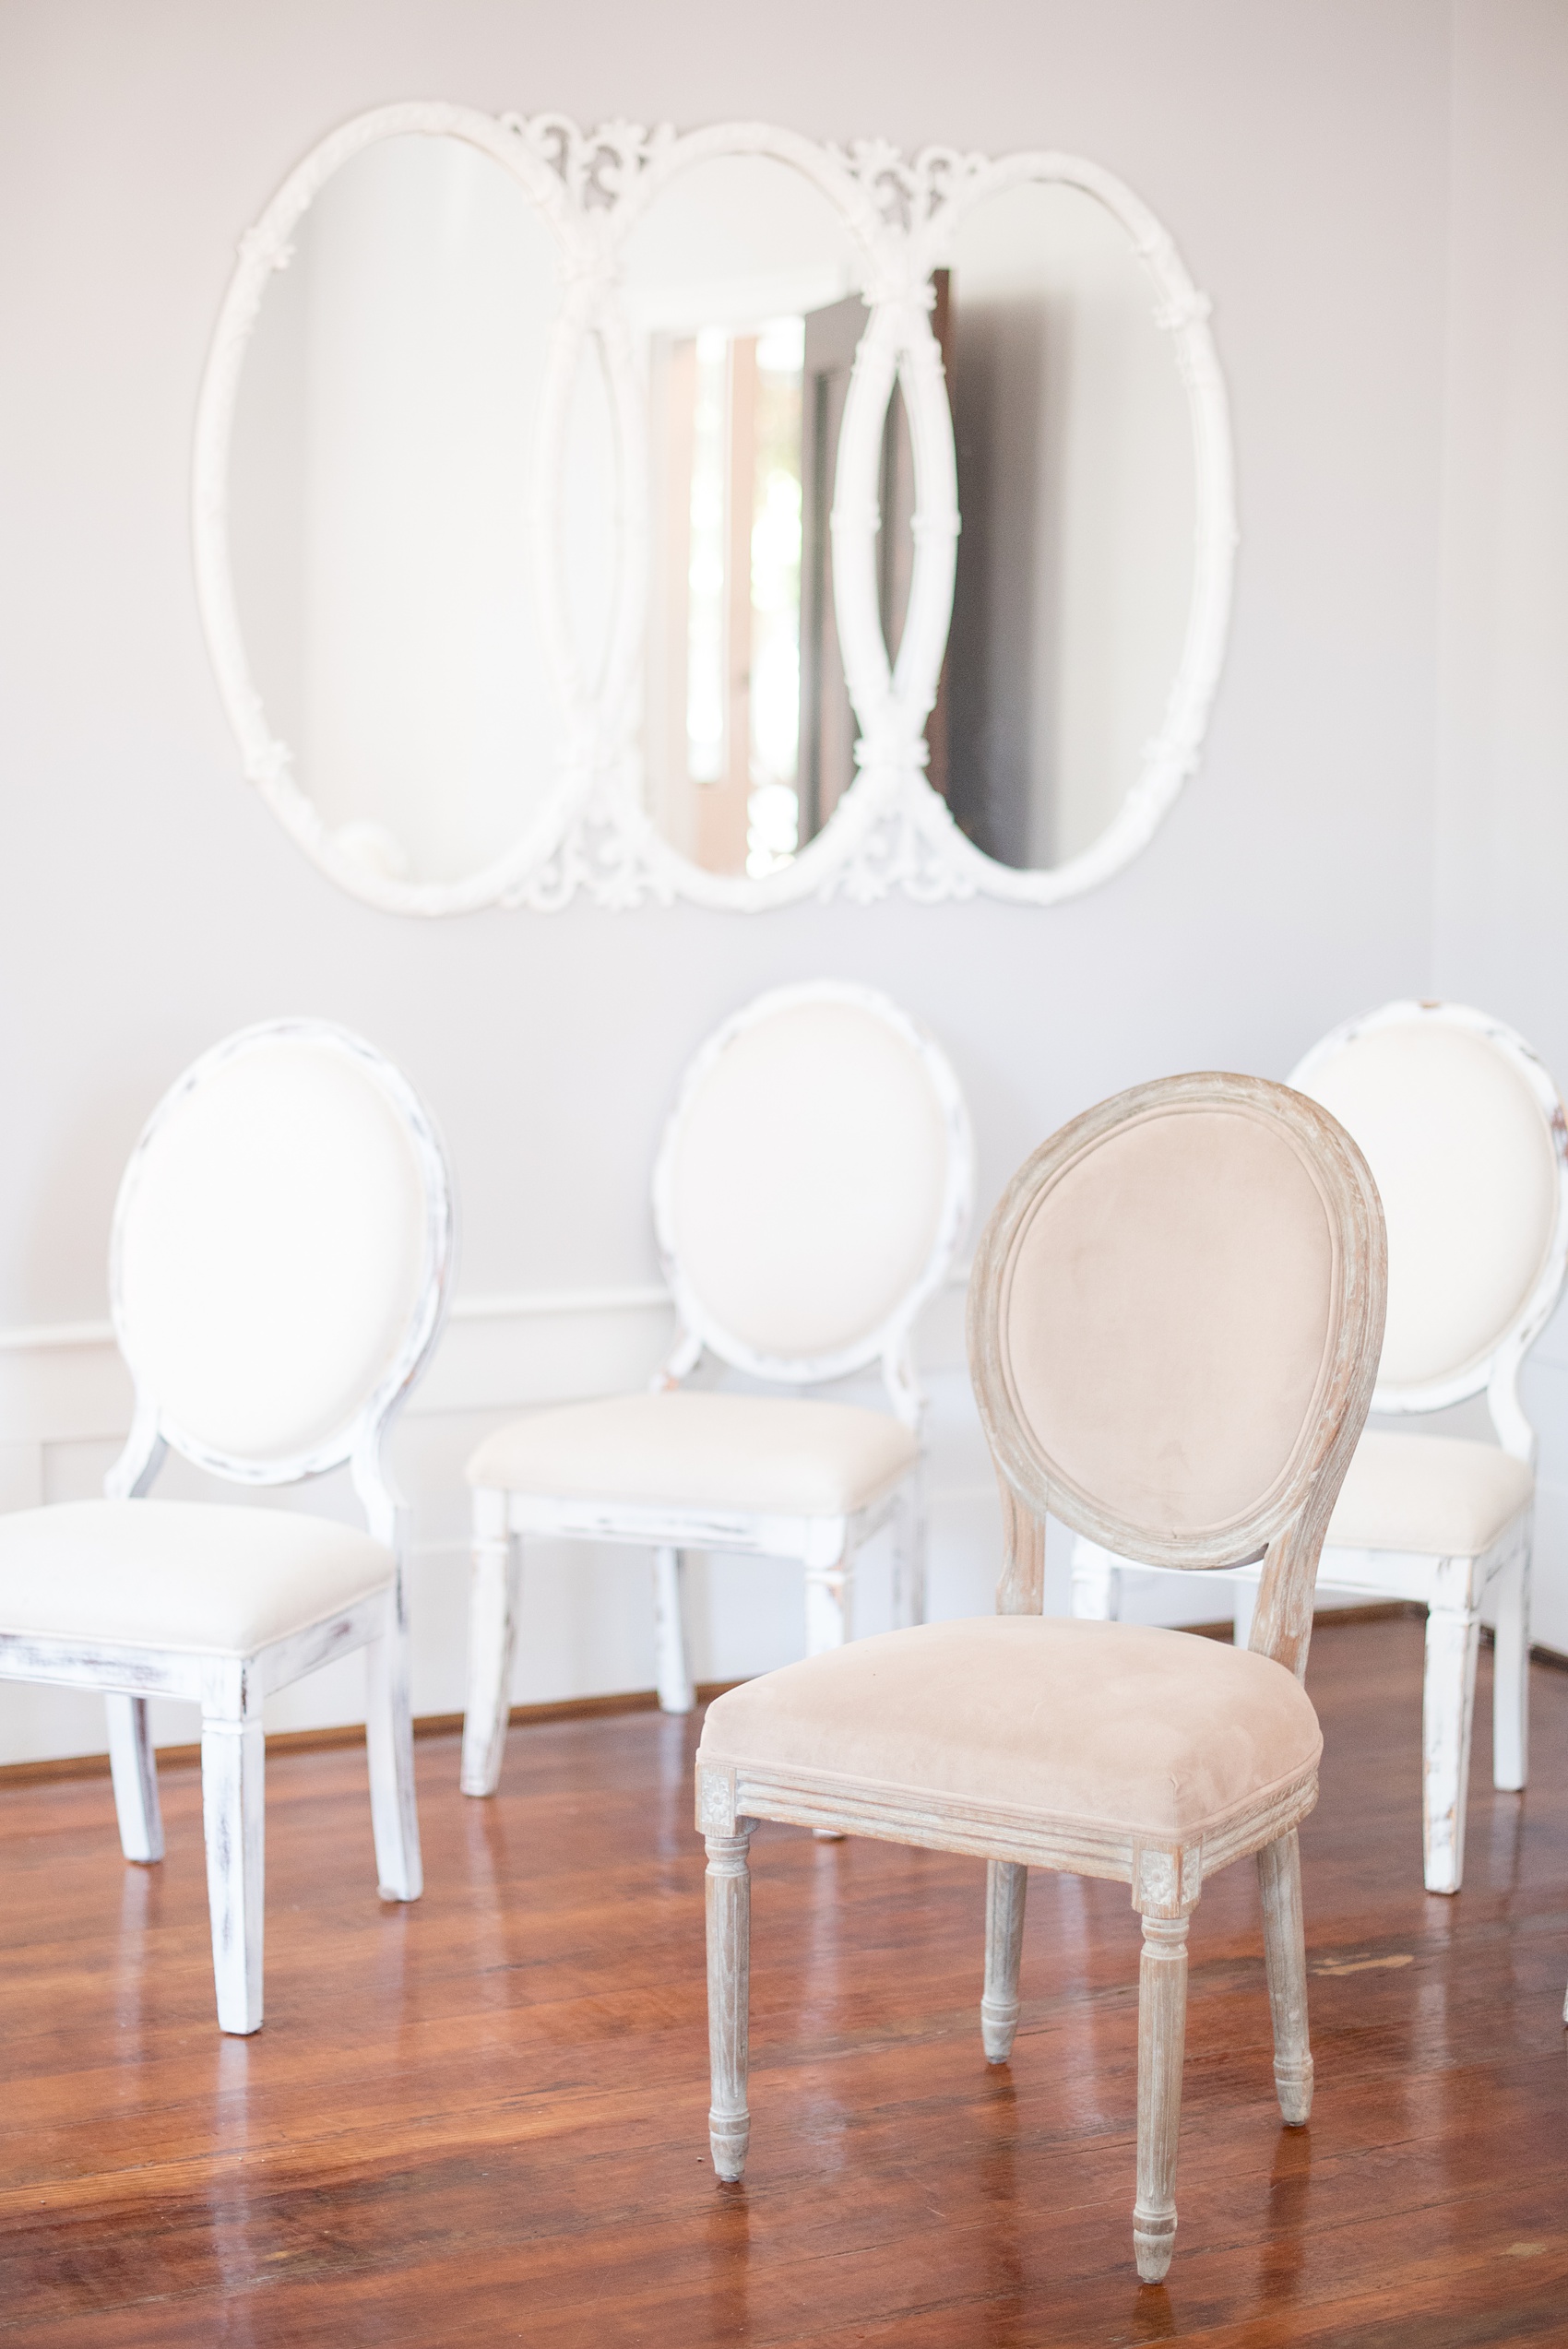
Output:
[1491, 1536, 1530, 1794]
[1423, 1596, 1481, 1892]
[981, 1859, 1028, 2062]
[461, 1489, 519, 1795]
[366, 1594, 423, 1903]
[653, 1547, 695, 1714]
[201, 1716, 265, 2036]
[106, 1692, 164, 1864]
[1134, 1913, 1189, 2284]
[706, 1822, 754, 2180]
[1070, 1536, 1119, 1621]
[804, 1547, 853, 1656]
[1257, 1828, 1313, 2124]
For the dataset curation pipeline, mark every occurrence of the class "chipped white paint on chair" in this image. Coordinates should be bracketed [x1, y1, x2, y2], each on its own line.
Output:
[1072, 1002, 1568, 1893]
[0, 1023, 453, 2032]
[461, 982, 973, 1795]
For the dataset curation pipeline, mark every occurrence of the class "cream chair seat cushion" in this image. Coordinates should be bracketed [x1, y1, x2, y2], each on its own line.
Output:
[699, 1617, 1322, 1844]
[1326, 1431, 1534, 1559]
[0, 1501, 394, 1655]
[466, 1393, 919, 1518]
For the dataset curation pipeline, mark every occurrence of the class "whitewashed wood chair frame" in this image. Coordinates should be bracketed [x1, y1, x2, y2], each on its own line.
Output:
[461, 981, 973, 1795]
[1072, 1002, 1568, 1893]
[695, 1072, 1386, 2280]
[0, 1022, 454, 2033]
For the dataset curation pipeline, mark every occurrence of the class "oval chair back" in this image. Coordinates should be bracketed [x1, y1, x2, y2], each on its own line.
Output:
[968, 1072, 1386, 1674]
[1289, 1002, 1568, 1455]
[653, 981, 973, 1417]
[109, 1019, 455, 1532]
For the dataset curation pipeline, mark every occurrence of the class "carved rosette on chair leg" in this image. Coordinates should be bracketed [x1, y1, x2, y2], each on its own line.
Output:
[981, 1859, 1028, 2062]
[706, 1824, 754, 2180]
[1257, 1828, 1313, 2125]
[1134, 1914, 1190, 2284]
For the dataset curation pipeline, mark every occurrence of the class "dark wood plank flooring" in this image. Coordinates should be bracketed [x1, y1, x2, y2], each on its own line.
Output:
[1, 1616, 1566, 2344]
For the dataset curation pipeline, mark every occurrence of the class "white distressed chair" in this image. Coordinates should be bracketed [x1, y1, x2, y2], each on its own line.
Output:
[0, 1021, 453, 2034]
[696, 1072, 1386, 2281]
[1072, 1002, 1568, 1893]
[460, 980, 973, 1796]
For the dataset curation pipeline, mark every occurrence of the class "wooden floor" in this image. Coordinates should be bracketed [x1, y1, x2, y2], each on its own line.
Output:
[2, 1617, 1566, 2345]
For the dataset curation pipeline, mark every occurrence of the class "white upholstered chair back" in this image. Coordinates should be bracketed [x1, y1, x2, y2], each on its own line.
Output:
[1290, 1002, 1568, 1445]
[111, 1022, 453, 1488]
[653, 983, 973, 1400]
[968, 1073, 1385, 1581]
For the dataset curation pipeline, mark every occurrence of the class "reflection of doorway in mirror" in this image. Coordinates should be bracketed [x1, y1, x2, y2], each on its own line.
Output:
[646, 319, 805, 879]
[944, 185, 1194, 872]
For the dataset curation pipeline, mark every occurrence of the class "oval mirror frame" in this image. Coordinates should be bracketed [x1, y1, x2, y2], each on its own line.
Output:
[193, 101, 641, 916]
[195, 114, 1234, 914]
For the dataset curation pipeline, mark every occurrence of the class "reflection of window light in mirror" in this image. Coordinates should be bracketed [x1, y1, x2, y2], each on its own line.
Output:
[745, 315, 803, 875]
[686, 328, 730, 785]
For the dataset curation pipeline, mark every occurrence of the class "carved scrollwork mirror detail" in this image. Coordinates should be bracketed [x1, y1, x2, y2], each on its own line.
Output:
[195, 109, 1236, 914]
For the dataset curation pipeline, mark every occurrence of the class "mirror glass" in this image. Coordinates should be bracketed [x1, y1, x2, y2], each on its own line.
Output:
[227, 134, 613, 887]
[941, 180, 1197, 871]
[620, 155, 865, 878]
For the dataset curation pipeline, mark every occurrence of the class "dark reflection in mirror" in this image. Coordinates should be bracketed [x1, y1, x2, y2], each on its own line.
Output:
[942, 181, 1196, 872]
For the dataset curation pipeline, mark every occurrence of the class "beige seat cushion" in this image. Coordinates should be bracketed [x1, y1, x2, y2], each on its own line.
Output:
[466, 1393, 919, 1517]
[1326, 1430, 1534, 1559]
[699, 1617, 1321, 1844]
[0, 1501, 394, 1656]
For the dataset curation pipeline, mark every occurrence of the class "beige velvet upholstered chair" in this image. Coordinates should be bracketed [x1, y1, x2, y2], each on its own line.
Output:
[1073, 1002, 1568, 1892]
[461, 981, 973, 1795]
[0, 1022, 453, 2034]
[695, 1072, 1386, 2282]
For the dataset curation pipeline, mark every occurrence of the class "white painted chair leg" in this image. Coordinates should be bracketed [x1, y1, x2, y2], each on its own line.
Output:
[1070, 1536, 1118, 1621]
[1232, 1576, 1259, 1651]
[804, 1547, 852, 1655]
[706, 1823, 754, 2181]
[1134, 1913, 1189, 2284]
[106, 1693, 163, 1864]
[460, 1488, 518, 1797]
[1423, 1598, 1481, 1893]
[201, 1717, 265, 2036]
[366, 1594, 422, 1903]
[653, 1546, 695, 1714]
[1491, 1534, 1530, 1794]
[1257, 1828, 1313, 2124]
[891, 1472, 927, 1630]
[981, 1858, 1028, 2062]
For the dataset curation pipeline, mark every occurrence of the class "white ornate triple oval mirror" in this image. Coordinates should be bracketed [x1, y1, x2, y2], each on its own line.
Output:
[196, 111, 1234, 913]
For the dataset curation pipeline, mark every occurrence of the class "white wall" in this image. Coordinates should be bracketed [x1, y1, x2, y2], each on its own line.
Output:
[1431, 0, 1568, 1644]
[0, 0, 1471, 1759]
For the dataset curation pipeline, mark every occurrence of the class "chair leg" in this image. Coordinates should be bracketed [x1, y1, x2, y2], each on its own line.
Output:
[981, 1858, 1028, 2062]
[1257, 1828, 1313, 2124]
[1134, 1913, 1189, 2284]
[1232, 1576, 1259, 1651]
[1491, 1536, 1530, 1794]
[106, 1693, 163, 1864]
[653, 1547, 695, 1714]
[706, 1823, 754, 2181]
[891, 1474, 927, 1630]
[366, 1594, 423, 1903]
[201, 1718, 265, 2035]
[1423, 1598, 1480, 1893]
[461, 1489, 518, 1796]
[804, 1544, 852, 1655]
[1070, 1536, 1118, 1620]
